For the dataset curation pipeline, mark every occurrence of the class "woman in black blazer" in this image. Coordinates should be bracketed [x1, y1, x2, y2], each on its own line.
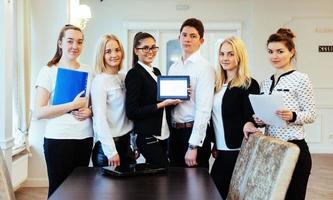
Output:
[210, 36, 260, 199]
[125, 32, 180, 167]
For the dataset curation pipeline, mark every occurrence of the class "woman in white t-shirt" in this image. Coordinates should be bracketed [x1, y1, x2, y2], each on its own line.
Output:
[34, 24, 93, 197]
[91, 34, 136, 167]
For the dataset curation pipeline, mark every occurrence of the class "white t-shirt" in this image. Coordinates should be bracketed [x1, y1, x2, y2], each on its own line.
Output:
[35, 65, 93, 139]
[91, 72, 133, 159]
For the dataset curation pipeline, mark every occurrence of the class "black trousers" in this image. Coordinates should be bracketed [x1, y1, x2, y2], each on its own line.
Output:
[44, 137, 93, 198]
[285, 139, 312, 200]
[210, 150, 239, 199]
[169, 126, 211, 169]
[91, 133, 136, 167]
[136, 134, 169, 167]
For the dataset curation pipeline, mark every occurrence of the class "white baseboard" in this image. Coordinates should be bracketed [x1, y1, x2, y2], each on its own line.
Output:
[308, 144, 333, 153]
[22, 178, 49, 187]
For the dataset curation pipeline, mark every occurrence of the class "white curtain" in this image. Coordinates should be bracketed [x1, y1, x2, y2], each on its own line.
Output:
[13, 0, 31, 154]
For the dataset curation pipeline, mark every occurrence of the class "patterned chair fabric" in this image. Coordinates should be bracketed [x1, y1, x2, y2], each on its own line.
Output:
[228, 132, 300, 200]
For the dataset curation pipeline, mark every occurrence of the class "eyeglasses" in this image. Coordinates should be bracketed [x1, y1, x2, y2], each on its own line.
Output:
[136, 46, 159, 53]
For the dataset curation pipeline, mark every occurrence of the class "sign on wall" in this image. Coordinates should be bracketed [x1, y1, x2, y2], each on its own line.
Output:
[318, 45, 333, 52]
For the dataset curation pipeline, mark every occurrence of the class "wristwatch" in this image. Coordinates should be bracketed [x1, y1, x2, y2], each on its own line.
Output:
[188, 144, 198, 150]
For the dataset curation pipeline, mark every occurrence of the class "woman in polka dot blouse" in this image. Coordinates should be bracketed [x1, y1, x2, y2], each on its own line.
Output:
[243, 28, 316, 200]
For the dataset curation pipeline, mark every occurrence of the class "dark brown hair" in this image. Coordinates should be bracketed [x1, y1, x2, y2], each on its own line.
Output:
[47, 24, 83, 67]
[132, 32, 155, 67]
[180, 18, 204, 38]
[267, 28, 296, 59]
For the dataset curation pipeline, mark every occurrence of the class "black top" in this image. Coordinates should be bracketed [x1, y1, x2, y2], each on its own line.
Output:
[210, 78, 260, 149]
[125, 63, 169, 136]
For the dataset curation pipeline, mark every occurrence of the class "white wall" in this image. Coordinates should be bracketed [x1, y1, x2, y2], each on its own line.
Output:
[27, 0, 333, 186]
[26, 0, 68, 187]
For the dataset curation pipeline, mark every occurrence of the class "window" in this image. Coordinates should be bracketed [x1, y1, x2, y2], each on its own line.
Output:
[166, 39, 181, 74]
[12, 0, 32, 156]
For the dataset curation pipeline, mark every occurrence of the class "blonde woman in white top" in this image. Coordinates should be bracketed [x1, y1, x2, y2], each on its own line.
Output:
[91, 34, 135, 167]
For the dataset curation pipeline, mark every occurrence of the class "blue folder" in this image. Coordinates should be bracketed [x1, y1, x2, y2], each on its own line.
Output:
[52, 67, 88, 105]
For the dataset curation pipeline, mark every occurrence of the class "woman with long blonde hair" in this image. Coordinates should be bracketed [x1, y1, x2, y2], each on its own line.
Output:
[91, 34, 136, 167]
[210, 36, 260, 199]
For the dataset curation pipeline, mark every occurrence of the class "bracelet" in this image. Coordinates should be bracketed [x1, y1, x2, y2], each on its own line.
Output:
[188, 144, 198, 150]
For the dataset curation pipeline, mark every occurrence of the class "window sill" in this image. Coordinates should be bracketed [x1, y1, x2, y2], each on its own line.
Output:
[12, 145, 27, 157]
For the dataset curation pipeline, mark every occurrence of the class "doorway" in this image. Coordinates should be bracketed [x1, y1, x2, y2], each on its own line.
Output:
[123, 21, 242, 74]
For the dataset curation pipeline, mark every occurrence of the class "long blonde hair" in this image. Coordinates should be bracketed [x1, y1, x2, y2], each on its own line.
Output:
[215, 36, 252, 92]
[94, 34, 125, 73]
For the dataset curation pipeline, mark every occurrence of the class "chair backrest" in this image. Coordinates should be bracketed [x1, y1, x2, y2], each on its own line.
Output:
[0, 150, 16, 200]
[227, 132, 300, 200]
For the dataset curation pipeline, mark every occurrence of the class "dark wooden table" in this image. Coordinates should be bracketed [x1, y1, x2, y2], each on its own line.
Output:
[49, 167, 222, 200]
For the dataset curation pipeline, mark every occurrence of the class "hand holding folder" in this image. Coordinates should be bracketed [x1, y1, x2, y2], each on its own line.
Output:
[71, 91, 88, 109]
[52, 67, 89, 106]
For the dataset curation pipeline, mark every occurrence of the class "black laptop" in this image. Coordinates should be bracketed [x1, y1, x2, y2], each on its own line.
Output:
[102, 163, 167, 177]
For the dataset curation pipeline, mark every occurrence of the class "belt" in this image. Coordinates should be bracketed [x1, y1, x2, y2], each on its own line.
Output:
[172, 121, 194, 129]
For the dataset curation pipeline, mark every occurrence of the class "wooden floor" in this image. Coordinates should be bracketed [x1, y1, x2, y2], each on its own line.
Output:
[15, 154, 333, 200]
[306, 154, 333, 200]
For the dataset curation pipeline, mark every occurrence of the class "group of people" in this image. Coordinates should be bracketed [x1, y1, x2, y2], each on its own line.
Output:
[34, 18, 316, 200]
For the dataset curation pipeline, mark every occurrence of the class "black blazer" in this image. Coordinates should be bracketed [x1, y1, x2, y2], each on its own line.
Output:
[210, 78, 260, 149]
[125, 63, 168, 136]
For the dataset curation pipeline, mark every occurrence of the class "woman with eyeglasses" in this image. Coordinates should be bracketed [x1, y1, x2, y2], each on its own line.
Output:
[125, 32, 181, 167]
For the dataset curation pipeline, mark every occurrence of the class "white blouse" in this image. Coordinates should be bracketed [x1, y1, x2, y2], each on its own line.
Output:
[91, 73, 133, 159]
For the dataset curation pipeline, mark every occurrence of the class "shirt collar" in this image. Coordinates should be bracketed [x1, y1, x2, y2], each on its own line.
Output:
[138, 61, 154, 73]
[270, 70, 296, 81]
[182, 49, 201, 64]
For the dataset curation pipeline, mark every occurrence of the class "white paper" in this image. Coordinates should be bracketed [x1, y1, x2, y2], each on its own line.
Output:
[249, 94, 287, 128]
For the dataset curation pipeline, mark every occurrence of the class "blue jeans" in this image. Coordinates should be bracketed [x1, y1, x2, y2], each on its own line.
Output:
[92, 133, 136, 167]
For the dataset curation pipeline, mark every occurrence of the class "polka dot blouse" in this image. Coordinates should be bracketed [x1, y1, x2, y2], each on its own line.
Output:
[260, 70, 316, 141]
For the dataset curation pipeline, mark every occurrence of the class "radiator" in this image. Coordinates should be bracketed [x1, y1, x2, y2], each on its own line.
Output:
[11, 151, 29, 190]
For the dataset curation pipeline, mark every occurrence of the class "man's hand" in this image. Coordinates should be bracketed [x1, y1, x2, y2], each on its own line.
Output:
[185, 149, 198, 167]
[211, 144, 218, 158]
